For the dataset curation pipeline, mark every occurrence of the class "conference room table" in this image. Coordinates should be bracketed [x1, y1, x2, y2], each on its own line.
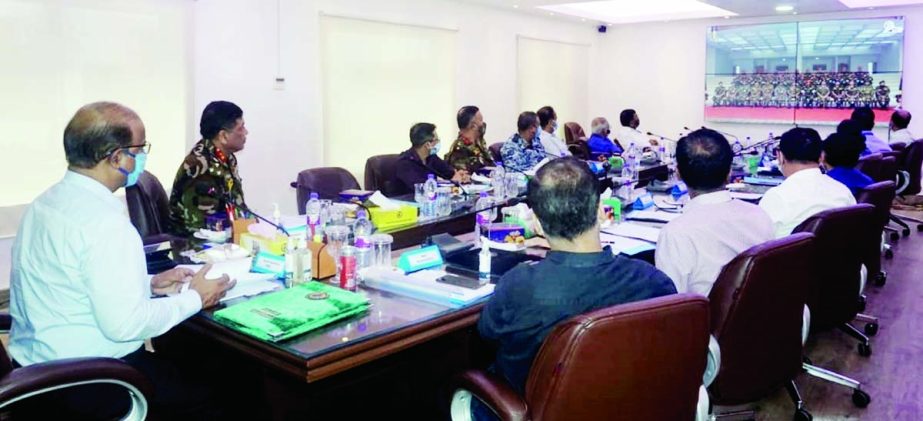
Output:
[151, 161, 699, 419]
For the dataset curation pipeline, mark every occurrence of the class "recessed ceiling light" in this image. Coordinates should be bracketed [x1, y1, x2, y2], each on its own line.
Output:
[607, 23, 613, 26]
[724, 15, 731, 19]
[581, 18, 587, 21]
[839, 0, 923, 8]
[538, 0, 737, 25]
[775, 5, 795, 12]
[793, 11, 798, 14]
[513, 4, 519, 8]
[549, 12, 555, 15]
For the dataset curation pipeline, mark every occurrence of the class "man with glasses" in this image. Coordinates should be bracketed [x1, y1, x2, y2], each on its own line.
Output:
[169, 101, 249, 236]
[9, 102, 235, 418]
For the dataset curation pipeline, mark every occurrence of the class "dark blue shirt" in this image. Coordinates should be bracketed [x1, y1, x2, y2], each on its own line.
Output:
[587, 133, 623, 156]
[826, 166, 873, 195]
[477, 247, 677, 395]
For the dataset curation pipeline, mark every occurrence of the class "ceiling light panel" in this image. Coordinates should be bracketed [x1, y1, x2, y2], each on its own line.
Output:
[538, 0, 737, 24]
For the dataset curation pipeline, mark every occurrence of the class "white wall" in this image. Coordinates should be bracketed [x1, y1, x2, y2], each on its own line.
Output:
[592, 7, 923, 145]
[193, 0, 598, 217]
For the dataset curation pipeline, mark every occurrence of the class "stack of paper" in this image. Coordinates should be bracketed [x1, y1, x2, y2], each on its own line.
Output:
[600, 233, 656, 256]
[601, 222, 661, 243]
[361, 268, 494, 308]
[175, 259, 281, 303]
[624, 209, 681, 223]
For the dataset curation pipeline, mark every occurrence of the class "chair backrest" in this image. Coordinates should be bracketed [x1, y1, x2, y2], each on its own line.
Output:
[363, 154, 400, 195]
[563, 122, 587, 145]
[792, 204, 875, 331]
[524, 294, 709, 421]
[890, 142, 906, 152]
[877, 156, 898, 183]
[855, 153, 883, 181]
[900, 139, 923, 195]
[855, 181, 896, 276]
[293, 167, 360, 214]
[126, 171, 172, 239]
[708, 233, 815, 405]
[487, 142, 504, 164]
[0, 314, 14, 377]
[568, 140, 589, 160]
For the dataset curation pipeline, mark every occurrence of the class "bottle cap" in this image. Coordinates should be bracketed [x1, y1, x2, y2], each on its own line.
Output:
[310, 192, 319, 199]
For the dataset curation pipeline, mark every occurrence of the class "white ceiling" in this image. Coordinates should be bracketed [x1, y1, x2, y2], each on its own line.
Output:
[456, 0, 922, 24]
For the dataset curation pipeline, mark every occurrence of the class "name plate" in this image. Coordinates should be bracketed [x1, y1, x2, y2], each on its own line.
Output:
[397, 245, 444, 273]
[632, 193, 655, 210]
[251, 251, 285, 277]
[671, 182, 689, 197]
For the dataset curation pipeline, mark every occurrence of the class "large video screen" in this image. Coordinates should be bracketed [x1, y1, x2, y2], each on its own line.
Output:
[705, 17, 904, 126]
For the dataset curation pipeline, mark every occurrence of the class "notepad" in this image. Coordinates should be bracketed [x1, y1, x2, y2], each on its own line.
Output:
[600, 233, 656, 256]
[624, 210, 681, 223]
[601, 222, 661, 243]
[361, 268, 494, 308]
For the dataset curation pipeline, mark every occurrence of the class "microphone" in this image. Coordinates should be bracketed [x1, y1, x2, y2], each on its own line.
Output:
[646, 132, 678, 143]
[698, 125, 741, 143]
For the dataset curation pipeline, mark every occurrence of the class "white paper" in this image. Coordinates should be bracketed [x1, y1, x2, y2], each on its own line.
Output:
[600, 233, 656, 255]
[173, 259, 281, 303]
[624, 209, 681, 223]
[601, 222, 661, 243]
[470, 173, 491, 184]
[368, 191, 400, 210]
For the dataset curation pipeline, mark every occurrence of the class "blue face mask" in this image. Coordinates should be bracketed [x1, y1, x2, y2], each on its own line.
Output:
[117, 152, 147, 187]
[430, 142, 441, 156]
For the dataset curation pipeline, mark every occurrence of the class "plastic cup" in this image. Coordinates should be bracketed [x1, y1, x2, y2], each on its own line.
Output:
[370, 233, 394, 268]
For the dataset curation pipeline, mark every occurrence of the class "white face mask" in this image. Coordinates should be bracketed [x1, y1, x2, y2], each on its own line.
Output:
[430, 141, 441, 156]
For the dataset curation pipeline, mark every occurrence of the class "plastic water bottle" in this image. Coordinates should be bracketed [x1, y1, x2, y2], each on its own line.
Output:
[474, 192, 495, 246]
[658, 145, 667, 163]
[423, 174, 438, 218]
[353, 210, 373, 276]
[478, 242, 491, 286]
[732, 139, 744, 169]
[623, 143, 639, 182]
[489, 167, 506, 200]
[305, 192, 321, 238]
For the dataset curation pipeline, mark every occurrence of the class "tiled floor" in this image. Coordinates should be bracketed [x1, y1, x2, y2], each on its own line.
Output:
[744, 210, 923, 420]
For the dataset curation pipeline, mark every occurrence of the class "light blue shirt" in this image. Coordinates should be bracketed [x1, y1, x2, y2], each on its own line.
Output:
[861, 130, 892, 155]
[9, 171, 202, 365]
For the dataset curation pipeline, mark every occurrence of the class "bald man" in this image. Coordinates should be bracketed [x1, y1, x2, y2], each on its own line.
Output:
[9, 102, 234, 418]
[889, 109, 914, 146]
[586, 117, 623, 157]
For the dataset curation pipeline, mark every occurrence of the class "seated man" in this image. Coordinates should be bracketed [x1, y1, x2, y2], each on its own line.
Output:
[536, 105, 571, 158]
[759, 127, 856, 238]
[477, 157, 677, 408]
[170, 101, 249, 236]
[851, 106, 892, 155]
[500, 111, 547, 172]
[656, 129, 774, 296]
[393, 122, 469, 195]
[614, 109, 658, 148]
[9, 102, 235, 419]
[445, 105, 494, 173]
[823, 132, 874, 195]
[587, 116, 623, 157]
[889, 109, 914, 146]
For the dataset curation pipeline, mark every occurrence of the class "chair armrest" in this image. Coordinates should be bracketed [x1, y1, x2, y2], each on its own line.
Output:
[449, 370, 528, 421]
[0, 314, 11, 331]
[0, 357, 153, 408]
[703, 334, 721, 387]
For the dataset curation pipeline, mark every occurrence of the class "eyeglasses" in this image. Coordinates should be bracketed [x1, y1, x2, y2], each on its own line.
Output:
[108, 142, 151, 157]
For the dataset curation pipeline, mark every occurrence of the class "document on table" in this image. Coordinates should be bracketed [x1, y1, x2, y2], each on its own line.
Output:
[600, 232, 656, 256]
[730, 191, 763, 201]
[601, 222, 661, 243]
[624, 209, 681, 223]
[161, 258, 281, 303]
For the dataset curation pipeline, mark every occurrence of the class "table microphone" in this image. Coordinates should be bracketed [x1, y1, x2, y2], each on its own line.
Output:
[697, 125, 741, 143]
[646, 132, 678, 143]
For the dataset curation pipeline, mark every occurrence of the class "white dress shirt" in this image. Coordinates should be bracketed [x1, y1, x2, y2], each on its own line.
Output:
[656, 190, 774, 296]
[759, 168, 856, 238]
[9, 171, 202, 366]
[890, 128, 915, 145]
[615, 126, 655, 148]
[538, 130, 571, 158]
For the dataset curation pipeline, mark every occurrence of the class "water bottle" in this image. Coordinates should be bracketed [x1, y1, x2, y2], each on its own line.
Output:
[474, 192, 495, 246]
[478, 242, 491, 286]
[305, 192, 321, 238]
[658, 145, 667, 163]
[353, 210, 373, 275]
[732, 139, 744, 170]
[627, 143, 639, 182]
[423, 174, 438, 218]
[489, 167, 506, 200]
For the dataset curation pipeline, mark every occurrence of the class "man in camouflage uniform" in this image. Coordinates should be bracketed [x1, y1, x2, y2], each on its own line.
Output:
[445, 105, 494, 173]
[169, 101, 248, 236]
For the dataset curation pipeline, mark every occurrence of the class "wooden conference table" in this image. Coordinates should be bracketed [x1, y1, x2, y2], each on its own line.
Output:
[152, 163, 676, 419]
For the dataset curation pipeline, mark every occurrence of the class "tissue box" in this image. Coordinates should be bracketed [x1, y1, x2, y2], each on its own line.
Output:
[485, 223, 527, 245]
[368, 205, 418, 231]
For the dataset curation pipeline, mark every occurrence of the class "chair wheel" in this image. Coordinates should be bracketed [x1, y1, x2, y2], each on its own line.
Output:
[917, 224, 923, 232]
[874, 272, 887, 287]
[852, 389, 871, 408]
[858, 343, 872, 357]
[857, 296, 867, 312]
[903, 228, 911, 237]
[884, 249, 893, 259]
[865, 323, 879, 336]
[890, 232, 900, 241]
[794, 408, 813, 421]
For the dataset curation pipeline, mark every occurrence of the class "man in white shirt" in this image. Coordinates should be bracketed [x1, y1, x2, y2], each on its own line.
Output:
[889, 109, 914, 146]
[656, 129, 774, 296]
[759, 127, 856, 238]
[536, 106, 571, 158]
[615, 109, 658, 149]
[9, 102, 235, 419]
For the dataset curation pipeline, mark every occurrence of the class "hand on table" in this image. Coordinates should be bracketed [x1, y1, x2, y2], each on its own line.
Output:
[188, 263, 236, 309]
[151, 267, 196, 295]
[452, 169, 471, 184]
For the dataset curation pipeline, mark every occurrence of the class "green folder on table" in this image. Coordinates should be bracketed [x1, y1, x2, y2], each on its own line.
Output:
[214, 282, 370, 342]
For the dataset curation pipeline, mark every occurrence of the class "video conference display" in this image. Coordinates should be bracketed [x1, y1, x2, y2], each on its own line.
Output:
[705, 17, 904, 125]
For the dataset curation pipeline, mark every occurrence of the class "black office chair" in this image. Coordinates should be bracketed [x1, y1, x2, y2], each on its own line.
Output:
[488, 142, 504, 165]
[855, 153, 883, 182]
[892, 139, 923, 234]
[856, 181, 896, 285]
[364, 154, 400, 196]
[125, 171, 179, 245]
[290, 167, 360, 214]
[0, 314, 152, 420]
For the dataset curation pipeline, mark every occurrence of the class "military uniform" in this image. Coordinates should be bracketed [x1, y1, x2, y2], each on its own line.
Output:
[169, 138, 246, 236]
[444, 132, 494, 173]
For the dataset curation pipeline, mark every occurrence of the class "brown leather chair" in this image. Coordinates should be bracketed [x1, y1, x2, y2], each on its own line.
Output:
[449, 294, 710, 421]
[126, 171, 178, 245]
[562, 122, 586, 145]
[488, 142, 504, 165]
[856, 181, 896, 285]
[709, 234, 871, 419]
[290, 167, 360, 214]
[0, 314, 152, 419]
[854, 153, 882, 181]
[567, 141, 589, 160]
[363, 154, 400, 196]
[793, 204, 878, 356]
[892, 139, 923, 234]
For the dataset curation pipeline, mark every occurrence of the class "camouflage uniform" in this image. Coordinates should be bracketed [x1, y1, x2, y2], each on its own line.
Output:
[169, 138, 246, 236]
[444, 132, 494, 173]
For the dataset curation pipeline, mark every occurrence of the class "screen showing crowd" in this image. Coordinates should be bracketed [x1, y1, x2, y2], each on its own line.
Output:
[704, 17, 904, 125]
